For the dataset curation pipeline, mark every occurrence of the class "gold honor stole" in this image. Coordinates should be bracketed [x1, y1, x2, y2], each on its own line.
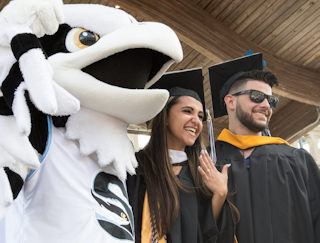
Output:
[141, 192, 165, 243]
[217, 129, 289, 149]
[218, 128, 289, 243]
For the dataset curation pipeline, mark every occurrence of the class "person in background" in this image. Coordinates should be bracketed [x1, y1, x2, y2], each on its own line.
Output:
[127, 68, 236, 243]
[208, 53, 320, 243]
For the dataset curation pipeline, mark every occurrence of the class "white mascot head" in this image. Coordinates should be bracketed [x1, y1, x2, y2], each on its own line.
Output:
[0, 0, 182, 242]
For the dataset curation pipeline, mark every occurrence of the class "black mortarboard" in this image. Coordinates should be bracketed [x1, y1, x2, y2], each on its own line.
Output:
[208, 53, 263, 118]
[150, 68, 206, 120]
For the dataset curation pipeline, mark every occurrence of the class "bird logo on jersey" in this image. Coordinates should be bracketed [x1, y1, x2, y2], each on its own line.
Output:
[91, 172, 134, 241]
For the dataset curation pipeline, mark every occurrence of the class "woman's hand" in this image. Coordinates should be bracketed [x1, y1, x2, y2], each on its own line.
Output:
[198, 150, 230, 197]
[198, 150, 230, 221]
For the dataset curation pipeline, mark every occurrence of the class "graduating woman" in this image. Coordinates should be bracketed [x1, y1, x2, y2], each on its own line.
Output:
[127, 68, 236, 243]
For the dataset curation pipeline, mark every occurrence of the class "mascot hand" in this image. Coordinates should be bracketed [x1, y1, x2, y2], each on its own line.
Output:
[0, 114, 40, 219]
[0, 115, 40, 170]
[0, 151, 30, 220]
[18, 48, 80, 117]
[10, 79, 79, 136]
[2, 32, 80, 135]
[0, 0, 64, 38]
[0, 145, 32, 220]
[0, 167, 13, 219]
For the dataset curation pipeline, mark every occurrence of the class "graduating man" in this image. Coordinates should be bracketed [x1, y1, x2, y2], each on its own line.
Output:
[208, 53, 320, 243]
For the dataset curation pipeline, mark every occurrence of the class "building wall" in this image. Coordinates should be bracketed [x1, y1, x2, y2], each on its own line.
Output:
[291, 126, 320, 166]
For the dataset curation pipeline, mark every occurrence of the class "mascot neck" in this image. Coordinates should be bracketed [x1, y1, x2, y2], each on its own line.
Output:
[65, 107, 137, 180]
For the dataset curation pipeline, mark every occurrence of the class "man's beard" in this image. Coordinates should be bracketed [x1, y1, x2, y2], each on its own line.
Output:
[236, 103, 269, 133]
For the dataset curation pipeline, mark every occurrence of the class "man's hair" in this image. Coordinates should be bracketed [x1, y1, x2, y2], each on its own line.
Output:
[229, 70, 279, 94]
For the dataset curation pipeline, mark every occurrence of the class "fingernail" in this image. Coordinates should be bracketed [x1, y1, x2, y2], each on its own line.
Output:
[201, 149, 206, 154]
[226, 163, 231, 167]
[205, 149, 208, 154]
[200, 154, 203, 159]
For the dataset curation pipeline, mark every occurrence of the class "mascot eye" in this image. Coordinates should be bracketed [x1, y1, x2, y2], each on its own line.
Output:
[65, 28, 100, 52]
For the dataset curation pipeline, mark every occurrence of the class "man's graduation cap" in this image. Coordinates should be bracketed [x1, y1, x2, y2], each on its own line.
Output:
[208, 53, 263, 118]
[150, 68, 206, 120]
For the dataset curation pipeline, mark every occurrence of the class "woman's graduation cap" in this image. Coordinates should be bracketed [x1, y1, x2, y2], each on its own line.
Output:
[150, 68, 206, 120]
[208, 53, 263, 118]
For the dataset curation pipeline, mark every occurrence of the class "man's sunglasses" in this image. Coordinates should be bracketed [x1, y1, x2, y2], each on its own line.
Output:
[231, 89, 279, 108]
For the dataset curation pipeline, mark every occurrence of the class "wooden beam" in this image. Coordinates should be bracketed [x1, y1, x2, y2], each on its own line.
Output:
[108, 0, 320, 106]
[269, 101, 320, 142]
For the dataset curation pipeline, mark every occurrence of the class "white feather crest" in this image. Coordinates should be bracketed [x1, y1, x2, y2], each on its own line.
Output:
[65, 108, 138, 181]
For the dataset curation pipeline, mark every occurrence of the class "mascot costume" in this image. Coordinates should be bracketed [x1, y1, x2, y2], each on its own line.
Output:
[0, 0, 182, 242]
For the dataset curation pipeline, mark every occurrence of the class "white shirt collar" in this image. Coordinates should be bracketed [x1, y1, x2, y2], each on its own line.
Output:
[168, 149, 187, 164]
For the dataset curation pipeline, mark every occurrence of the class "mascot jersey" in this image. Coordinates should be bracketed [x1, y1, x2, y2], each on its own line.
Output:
[0, 1, 183, 242]
[2, 113, 135, 243]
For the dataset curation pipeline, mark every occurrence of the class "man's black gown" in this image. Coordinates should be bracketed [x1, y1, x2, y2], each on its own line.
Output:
[215, 141, 320, 243]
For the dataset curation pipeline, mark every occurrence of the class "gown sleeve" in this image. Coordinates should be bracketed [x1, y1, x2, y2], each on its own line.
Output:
[216, 200, 236, 243]
[168, 167, 235, 243]
[126, 151, 147, 243]
[296, 149, 320, 243]
[196, 192, 219, 243]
